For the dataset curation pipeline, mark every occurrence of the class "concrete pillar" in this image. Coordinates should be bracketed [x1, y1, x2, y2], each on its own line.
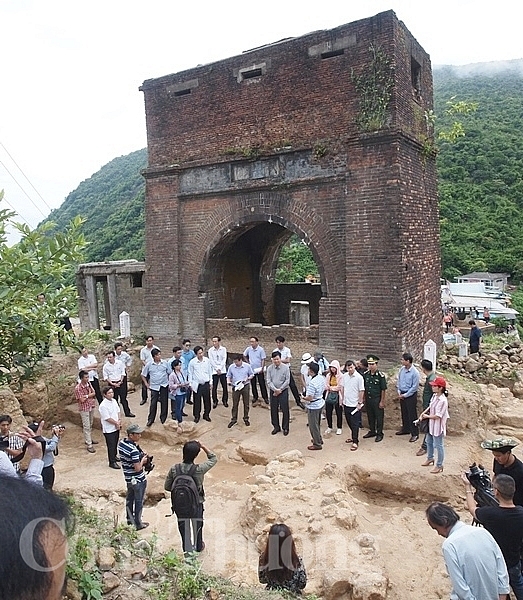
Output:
[85, 275, 100, 330]
[107, 274, 119, 331]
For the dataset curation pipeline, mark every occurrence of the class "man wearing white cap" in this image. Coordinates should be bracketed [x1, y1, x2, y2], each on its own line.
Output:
[300, 353, 313, 394]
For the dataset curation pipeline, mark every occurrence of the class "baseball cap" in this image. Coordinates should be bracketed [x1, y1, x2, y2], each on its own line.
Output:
[430, 376, 447, 388]
[127, 424, 145, 434]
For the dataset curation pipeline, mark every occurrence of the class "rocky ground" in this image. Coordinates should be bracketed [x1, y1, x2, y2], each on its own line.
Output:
[6, 342, 523, 600]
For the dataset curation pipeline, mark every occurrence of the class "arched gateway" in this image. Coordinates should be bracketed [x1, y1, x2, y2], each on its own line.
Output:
[140, 10, 441, 362]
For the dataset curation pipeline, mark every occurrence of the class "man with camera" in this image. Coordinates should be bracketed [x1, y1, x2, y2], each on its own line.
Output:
[482, 438, 523, 507]
[463, 472, 523, 599]
[118, 424, 152, 530]
[0, 415, 24, 473]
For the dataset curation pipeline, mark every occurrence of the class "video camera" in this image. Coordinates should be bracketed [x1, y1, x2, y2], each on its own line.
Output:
[465, 463, 499, 508]
[137, 444, 154, 473]
[144, 455, 155, 473]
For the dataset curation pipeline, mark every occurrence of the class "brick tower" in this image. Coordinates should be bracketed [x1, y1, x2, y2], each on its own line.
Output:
[140, 10, 441, 361]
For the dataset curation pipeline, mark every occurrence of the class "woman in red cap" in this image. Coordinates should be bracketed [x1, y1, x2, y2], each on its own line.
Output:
[419, 376, 449, 474]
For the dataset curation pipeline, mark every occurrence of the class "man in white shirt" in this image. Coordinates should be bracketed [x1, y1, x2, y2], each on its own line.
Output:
[114, 342, 133, 416]
[243, 337, 268, 405]
[188, 346, 213, 423]
[103, 351, 135, 417]
[340, 360, 365, 450]
[208, 336, 228, 409]
[99, 386, 122, 469]
[139, 335, 159, 405]
[78, 346, 102, 404]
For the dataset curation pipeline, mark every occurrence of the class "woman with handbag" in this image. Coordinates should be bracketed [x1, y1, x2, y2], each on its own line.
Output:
[324, 361, 343, 435]
[419, 376, 449, 474]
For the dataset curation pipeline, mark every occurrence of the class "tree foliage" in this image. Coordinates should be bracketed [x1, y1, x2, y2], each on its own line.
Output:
[275, 235, 318, 283]
[434, 62, 523, 281]
[0, 192, 86, 384]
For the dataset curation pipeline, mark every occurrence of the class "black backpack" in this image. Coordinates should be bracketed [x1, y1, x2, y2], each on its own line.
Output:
[171, 464, 200, 518]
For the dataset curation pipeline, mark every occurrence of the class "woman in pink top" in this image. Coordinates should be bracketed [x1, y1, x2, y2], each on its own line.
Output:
[419, 376, 449, 474]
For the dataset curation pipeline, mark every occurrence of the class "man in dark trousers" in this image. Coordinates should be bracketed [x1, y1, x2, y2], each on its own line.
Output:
[362, 355, 387, 443]
[463, 473, 523, 599]
[469, 320, 482, 354]
[164, 440, 217, 553]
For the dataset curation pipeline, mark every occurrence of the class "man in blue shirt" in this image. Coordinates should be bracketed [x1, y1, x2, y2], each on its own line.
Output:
[396, 352, 420, 442]
[469, 320, 482, 355]
[243, 337, 268, 405]
[426, 502, 509, 600]
[141, 349, 172, 426]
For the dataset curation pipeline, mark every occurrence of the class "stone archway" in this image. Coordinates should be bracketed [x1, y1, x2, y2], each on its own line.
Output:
[200, 220, 323, 326]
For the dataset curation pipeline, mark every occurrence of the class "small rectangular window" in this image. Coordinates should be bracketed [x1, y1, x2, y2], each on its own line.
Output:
[242, 68, 263, 79]
[321, 49, 344, 59]
[174, 88, 191, 97]
[130, 273, 143, 288]
[236, 63, 267, 83]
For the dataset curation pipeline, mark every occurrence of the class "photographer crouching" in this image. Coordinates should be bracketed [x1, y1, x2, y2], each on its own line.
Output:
[117, 424, 153, 530]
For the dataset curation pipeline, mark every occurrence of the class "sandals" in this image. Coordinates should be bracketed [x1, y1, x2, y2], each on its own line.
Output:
[350, 443, 358, 451]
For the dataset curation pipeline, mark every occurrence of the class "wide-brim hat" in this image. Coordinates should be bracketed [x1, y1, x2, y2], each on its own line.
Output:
[301, 352, 313, 364]
[481, 438, 519, 451]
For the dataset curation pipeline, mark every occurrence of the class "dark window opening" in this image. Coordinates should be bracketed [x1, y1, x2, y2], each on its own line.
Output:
[174, 88, 191, 97]
[131, 273, 143, 288]
[321, 49, 344, 59]
[411, 57, 421, 99]
[242, 68, 263, 80]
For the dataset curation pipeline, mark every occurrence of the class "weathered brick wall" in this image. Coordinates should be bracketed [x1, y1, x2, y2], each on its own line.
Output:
[141, 10, 440, 363]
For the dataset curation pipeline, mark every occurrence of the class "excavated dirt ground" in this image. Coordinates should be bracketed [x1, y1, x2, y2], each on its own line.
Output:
[49, 383, 505, 600]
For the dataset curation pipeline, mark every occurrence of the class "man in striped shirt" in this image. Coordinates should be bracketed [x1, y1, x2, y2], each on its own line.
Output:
[118, 424, 150, 530]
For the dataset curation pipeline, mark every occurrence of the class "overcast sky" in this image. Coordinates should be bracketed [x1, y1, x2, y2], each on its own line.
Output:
[0, 0, 521, 241]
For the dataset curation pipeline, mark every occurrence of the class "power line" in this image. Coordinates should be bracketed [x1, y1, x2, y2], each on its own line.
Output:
[0, 156, 48, 219]
[0, 141, 53, 212]
[0, 194, 33, 228]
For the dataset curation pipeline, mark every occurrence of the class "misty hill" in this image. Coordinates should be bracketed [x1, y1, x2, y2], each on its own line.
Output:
[44, 60, 523, 280]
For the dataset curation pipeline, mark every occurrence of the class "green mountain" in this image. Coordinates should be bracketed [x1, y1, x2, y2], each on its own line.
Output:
[44, 60, 523, 281]
[434, 59, 523, 281]
[42, 148, 147, 263]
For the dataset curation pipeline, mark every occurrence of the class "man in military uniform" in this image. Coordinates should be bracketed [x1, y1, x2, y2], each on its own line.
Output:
[362, 355, 387, 442]
[481, 438, 523, 507]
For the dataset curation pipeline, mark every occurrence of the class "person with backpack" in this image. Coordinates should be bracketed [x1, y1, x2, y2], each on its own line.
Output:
[164, 440, 217, 553]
